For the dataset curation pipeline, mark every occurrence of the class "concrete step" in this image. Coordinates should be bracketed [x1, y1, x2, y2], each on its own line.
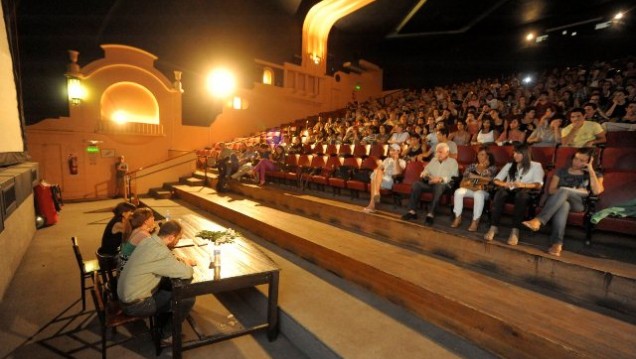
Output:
[219, 179, 636, 320]
[179, 176, 205, 186]
[173, 185, 636, 359]
[139, 197, 494, 359]
[148, 187, 172, 199]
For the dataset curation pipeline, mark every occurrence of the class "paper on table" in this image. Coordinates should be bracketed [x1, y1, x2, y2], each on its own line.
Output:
[176, 237, 209, 248]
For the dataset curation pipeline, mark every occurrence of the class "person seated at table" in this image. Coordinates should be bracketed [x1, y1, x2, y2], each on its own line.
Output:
[99, 202, 136, 255]
[451, 147, 497, 232]
[522, 148, 604, 256]
[363, 144, 406, 213]
[484, 143, 544, 245]
[118, 207, 156, 272]
[117, 220, 196, 339]
[401, 142, 459, 224]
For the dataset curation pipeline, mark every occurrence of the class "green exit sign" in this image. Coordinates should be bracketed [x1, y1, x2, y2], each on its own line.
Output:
[86, 146, 99, 153]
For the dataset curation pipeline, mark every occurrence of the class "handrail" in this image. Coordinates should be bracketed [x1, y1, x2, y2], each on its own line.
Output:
[127, 150, 196, 176]
[125, 150, 197, 201]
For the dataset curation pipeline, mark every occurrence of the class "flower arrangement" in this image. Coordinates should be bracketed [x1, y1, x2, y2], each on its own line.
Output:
[196, 228, 239, 245]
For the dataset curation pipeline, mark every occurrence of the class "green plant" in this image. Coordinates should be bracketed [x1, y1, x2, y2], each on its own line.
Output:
[196, 229, 239, 245]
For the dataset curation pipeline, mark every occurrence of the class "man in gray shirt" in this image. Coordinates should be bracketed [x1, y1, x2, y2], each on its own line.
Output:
[401, 142, 459, 224]
[118, 220, 195, 338]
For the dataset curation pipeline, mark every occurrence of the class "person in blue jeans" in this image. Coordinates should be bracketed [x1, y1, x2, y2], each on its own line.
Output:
[522, 147, 604, 256]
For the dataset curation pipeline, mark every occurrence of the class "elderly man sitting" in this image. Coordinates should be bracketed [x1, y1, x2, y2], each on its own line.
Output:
[401, 142, 459, 224]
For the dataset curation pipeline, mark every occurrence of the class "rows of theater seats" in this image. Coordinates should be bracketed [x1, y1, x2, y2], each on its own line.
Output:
[261, 132, 636, 244]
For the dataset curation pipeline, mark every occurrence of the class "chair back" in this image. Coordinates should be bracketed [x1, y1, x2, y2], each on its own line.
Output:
[96, 248, 120, 284]
[71, 236, 85, 274]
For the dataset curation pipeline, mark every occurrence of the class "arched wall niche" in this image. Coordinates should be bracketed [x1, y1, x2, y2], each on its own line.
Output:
[100, 81, 160, 124]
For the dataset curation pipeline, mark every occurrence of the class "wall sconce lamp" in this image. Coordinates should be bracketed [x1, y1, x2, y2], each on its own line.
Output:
[66, 50, 85, 106]
[66, 77, 84, 106]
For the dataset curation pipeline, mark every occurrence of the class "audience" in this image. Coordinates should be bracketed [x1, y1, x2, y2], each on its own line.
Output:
[522, 148, 604, 256]
[451, 147, 497, 232]
[363, 144, 405, 213]
[484, 144, 544, 245]
[401, 142, 459, 224]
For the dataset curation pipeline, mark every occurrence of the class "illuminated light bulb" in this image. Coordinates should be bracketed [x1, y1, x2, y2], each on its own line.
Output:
[207, 68, 236, 98]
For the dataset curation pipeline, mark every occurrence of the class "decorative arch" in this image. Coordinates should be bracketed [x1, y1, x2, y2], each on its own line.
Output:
[100, 82, 159, 124]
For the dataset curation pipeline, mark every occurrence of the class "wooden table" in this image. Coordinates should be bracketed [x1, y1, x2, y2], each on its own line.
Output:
[169, 214, 280, 358]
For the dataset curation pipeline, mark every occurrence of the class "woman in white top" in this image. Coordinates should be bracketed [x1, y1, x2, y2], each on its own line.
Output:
[472, 118, 498, 145]
[363, 144, 406, 213]
[484, 143, 544, 245]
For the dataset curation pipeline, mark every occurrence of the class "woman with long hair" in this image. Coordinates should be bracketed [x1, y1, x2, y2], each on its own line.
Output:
[118, 207, 156, 272]
[484, 144, 544, 245]
[99, 202, 136, 255]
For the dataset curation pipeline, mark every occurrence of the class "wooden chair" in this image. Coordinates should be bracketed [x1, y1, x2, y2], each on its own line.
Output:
[95, 248, 120, 298]
[71, 236, 99, 311]
[90, 272, 158, 359]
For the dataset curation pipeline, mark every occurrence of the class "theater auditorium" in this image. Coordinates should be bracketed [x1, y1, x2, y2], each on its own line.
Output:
[1, 0, 635, 358]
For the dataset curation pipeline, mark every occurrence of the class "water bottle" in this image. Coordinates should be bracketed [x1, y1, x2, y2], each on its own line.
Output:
[165, 209, 171, 221]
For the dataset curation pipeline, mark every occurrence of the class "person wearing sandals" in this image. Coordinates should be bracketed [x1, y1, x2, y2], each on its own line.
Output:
[451, 147, 497, 232]
[522, 148, 603, 256]
[484, 143, 544, 245]
[363, 144, 405, 213]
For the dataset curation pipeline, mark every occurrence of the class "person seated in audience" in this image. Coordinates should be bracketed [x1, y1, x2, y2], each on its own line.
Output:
[522, 148, 604, 256]
[534, 91, 556, 119]
[231, 144, 260, 181]
[604, 89, 628, 120]
[519, 107, 538, 133]
[527, 109, 558, 147]
[464, 111, 480, 137]
[117, 220, 196, 339]
[451, 147, 497, 231]
[252, 145, 285, 186]
[119, 207, 156, 272]
[360, 126, 378, 145]
[583, 102, 608, 123]
[471, 118, 498, 145]
[387, 123, 410, 146]
[484, 144, 544, 245]
[496, 118, 526, 145]
[435, 127, 458, 159]
[363, 144, 406, 213]
[402, 134, 424, 161]
[489, 109, 506, 134]
[100, 202, 136, 255]
[602, 101, 636, 131]
[555, 108, 606, 147]
[449, 121, 471, 146]
[401, 142, 459, 224]
[376, 125, 391, 144]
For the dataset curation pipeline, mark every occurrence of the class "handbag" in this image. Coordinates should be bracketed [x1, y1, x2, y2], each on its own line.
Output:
[460, 177, 490, 192]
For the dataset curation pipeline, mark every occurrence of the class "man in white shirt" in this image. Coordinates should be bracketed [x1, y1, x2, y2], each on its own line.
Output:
[401, 142, 459, 224]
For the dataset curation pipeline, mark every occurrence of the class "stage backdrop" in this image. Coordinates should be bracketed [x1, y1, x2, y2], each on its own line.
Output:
[0, 1, 26, 166]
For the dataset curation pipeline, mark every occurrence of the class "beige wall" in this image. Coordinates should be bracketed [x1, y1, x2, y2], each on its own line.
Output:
[26, 44, 384, 200]
[0, 194, 35, 300]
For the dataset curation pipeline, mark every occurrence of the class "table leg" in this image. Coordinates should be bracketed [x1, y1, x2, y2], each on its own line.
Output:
[267, 271, 280, 341]
[172, 295, 184, 359]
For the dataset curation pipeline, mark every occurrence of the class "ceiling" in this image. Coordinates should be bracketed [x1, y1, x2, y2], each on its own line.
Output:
[8, 0, 634, 124]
